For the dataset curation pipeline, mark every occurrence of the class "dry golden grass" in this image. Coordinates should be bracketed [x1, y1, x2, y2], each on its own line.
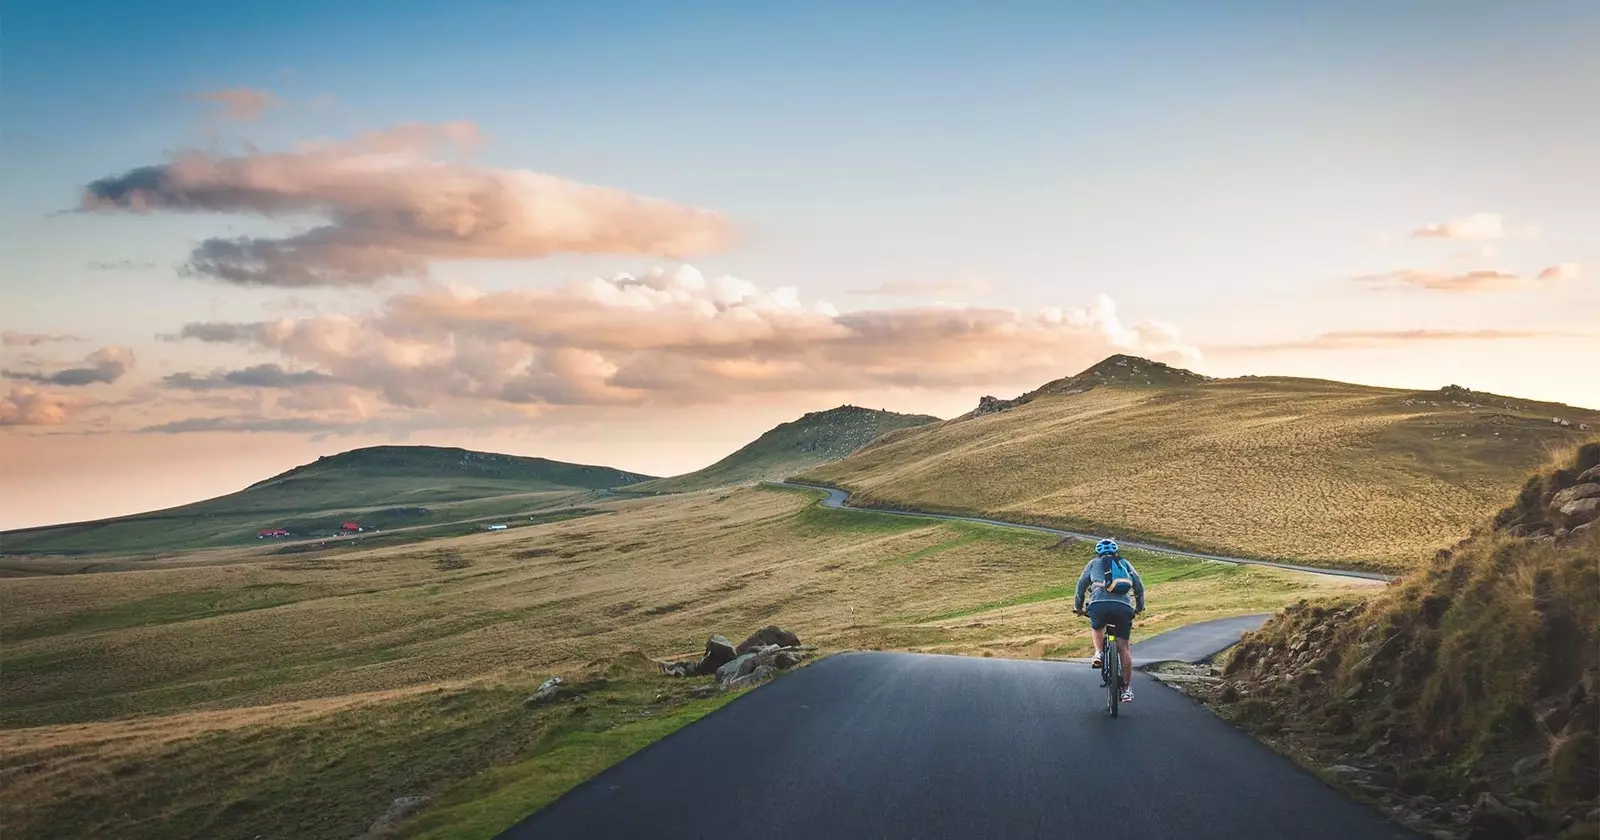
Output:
[0, 485, 1376, 839]
[802, 378, 1600, 570]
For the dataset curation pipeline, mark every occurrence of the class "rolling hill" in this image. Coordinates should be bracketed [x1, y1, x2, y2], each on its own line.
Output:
[625, 405, 940, 494]
[799, 355, 1600, 571]
[1, 446, 654, 556]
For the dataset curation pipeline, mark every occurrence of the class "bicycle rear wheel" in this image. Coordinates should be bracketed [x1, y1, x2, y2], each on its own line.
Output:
[1105, 636, 1121, 718]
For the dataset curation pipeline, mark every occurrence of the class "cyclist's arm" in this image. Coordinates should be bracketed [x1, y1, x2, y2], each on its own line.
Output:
[1129, 562, 1146, 612]
[1072, 561, 1091, 612]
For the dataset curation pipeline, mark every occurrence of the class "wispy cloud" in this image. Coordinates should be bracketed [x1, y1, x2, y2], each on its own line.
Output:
[157, 265, 1198, 417]
[80, 123, 732, 287]
[1410, 212, 1505, 240]
[187, 87, 282, 122]
[1353, 264, 1580, 293]
[162, 364, 338, 391]
[1210, 328, 1580, 353]
[86, 260, 158, 271]
[1, 331, 83, 347]
[3, 347, 134, 386]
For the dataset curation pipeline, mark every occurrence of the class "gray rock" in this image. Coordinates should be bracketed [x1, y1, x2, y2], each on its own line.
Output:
[725, 664, 776, 690]
[704, 635, 738, 667]
[1551, 483, 1600, 509]
[1511, 753, 1550, 791]
[1468, 792, 1532, 838]
[715, 653, 758, 684]
[689, 684, 722, 699]
[1559, 497, 1600, 523]
[1324, 764, 1370, 782]
[523, 676, 564, 706]
[356, 796, 429, 838]
[774, 650, 806, 669]
[735, 626, 801, 654]
[1577, 465, 1600, 484]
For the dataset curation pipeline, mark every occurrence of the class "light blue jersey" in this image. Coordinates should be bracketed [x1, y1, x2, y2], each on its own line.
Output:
[1073, 555, 1145, 612]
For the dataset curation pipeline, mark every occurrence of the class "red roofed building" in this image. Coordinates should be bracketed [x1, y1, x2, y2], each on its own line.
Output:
[341, 521, 361, 533]
[258, 528, 289, 538]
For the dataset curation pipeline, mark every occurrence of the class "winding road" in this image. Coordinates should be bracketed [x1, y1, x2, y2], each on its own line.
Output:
[493, 483, 1414, 839]
[781, 482, 1395, 582]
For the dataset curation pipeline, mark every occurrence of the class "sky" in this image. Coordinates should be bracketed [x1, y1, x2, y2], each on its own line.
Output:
[3, 1, 1598, 529]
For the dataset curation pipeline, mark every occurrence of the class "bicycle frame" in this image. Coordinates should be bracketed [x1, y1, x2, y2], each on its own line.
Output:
[1103, 627, 1122, 718]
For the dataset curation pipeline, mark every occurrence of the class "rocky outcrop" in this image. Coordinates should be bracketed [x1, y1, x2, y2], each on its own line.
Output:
[353, 795, 429, 839]
[659, 627, 813, 692]
[736, 626, 801, 654]
[522, 676, 564, 706]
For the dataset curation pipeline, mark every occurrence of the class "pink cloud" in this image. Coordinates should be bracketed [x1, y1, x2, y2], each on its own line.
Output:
[187, 87, 282, 122]
[1210, 328, 1580, 353]
[1, 331, 83, 347]
[3, 346, 135, 386]
[0, 387, 93, 426]
[81, 123, 733, 287]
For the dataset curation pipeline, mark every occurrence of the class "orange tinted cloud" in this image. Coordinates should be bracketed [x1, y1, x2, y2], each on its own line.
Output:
[187, 87, 282, 122]
[0, 387, 93, 426]
[1210, 328, 1579, 353]
[1, 331, 83, 347]
[1409, 212, 1505, 240]
[1354, 264, 1580, 292]
[157, 265, 1199, 419]
[81, 123, 732, 286]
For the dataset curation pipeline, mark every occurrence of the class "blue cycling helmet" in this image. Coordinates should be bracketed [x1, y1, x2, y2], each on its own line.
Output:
[1094, 539, 1119, 556]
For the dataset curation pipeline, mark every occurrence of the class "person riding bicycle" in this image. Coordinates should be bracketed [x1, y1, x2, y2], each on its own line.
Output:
[1073, 538, 1145, 703]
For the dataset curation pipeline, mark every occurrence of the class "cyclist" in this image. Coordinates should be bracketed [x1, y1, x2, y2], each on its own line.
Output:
[1073, 538, 1145, 703]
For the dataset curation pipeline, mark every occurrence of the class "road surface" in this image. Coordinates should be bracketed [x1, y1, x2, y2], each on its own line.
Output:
[1128, 613, 1272, 666]
[780, 482, 1394, 582]
[497, 652, 1414, 840]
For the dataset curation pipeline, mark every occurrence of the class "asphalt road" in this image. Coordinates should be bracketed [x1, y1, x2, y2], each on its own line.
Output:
[498, 652, 1415, 840]
[782, 483, 1395, 582]
[1128, 613, 1271, 666]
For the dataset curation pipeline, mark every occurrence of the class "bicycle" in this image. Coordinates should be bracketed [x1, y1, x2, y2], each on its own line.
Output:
[1075, 607, 1126, 718]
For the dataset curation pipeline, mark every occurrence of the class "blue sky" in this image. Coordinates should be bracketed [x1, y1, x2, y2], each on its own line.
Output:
[3, 1, 1598, 526]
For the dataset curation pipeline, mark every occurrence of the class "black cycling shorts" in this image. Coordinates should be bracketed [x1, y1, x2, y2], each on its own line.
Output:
[1086, 601, 1135, 640]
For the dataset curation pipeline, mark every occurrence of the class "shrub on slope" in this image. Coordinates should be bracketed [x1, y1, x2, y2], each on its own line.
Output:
[1206, 443, 1600, 839]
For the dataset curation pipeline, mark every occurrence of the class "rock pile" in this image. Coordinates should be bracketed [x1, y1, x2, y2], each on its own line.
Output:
[659, 626, 814, 691]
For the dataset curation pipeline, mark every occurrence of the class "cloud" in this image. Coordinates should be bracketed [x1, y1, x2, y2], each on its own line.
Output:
[851, 279, 992, 297]
[1410, 213, 1505, 240]
[1210, 328, 1580, 353]
[3, 347, 134, 386]
[187, 87, 282, 122]
[161, 364, 338, 391]
[138, 416, 350, 435]
[87, 260, 158, 270]
[1353, 264, 1580, 293]
[158, 265, 1200, 414]
[2, 331, 83, 347]
[0, 387, 93, 426]
[80, 123, 732, 286]
[1537, 262, 1581, 282]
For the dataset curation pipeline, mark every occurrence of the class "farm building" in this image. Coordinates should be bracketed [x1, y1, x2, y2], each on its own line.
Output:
[340, 521, 361, 533]
[257, 528, 289, 538]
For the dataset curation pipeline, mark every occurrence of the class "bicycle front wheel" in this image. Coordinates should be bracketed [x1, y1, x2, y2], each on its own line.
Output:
[1105, 642, 1121, 718]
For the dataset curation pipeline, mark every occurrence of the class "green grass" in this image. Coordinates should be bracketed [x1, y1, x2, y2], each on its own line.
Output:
[626, 405, 938, 494]
[908, 547, 1226, 621]
[5, 583, 312, 642]
[400, 689, 742, 839]
[2, 445, 653, 556]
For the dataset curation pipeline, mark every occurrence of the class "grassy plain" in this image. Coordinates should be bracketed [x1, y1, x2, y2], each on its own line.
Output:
[0, 486, 1373, 839]
[802, 377, 1600, 571]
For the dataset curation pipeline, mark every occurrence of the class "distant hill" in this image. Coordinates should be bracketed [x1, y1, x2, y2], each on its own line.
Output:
[627, 405, 940, 494]
[1, 446, 654, 556]
[800, 355, 1600, 571]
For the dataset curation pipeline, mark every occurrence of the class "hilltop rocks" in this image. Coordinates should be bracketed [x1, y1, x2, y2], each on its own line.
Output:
[737, 626, 801, 653]
[1552, 483, 1600, 509]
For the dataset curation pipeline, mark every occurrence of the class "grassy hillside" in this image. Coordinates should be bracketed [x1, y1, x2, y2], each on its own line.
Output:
[1195, 444, 1600, 838]
[1, 446, 654, 556]
[626, 405, 938, 494]
[0, 485, 1373, 840]
[801, 356, 1600, 571]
